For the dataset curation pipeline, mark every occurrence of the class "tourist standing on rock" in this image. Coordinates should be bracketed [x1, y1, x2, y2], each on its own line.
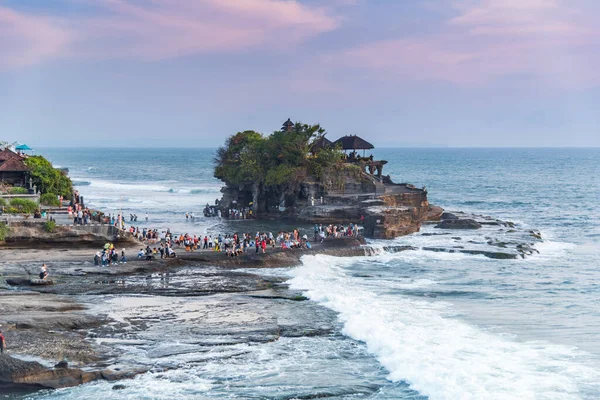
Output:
[39, 264, 48, 280]
[261, 238, 267, 253]
[0, 330, 6, 353]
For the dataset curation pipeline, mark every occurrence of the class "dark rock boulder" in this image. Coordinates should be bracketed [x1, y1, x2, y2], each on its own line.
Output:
[0, 354, 85, 389]
[435, 219, 482, 230]
[5, 278, 31, 286]
[529, 230, 543, 240]
[0, 354, 145, 390]
[422, 247, 518, 259]
[440, 212, 459, 220]
[0, 354, 47, 385]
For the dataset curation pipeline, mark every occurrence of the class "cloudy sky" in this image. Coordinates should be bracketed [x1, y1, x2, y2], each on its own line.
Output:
[1, 0, 599, 147]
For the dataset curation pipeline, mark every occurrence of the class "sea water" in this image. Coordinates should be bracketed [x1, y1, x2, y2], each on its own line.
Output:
[28, 147, 600, 399]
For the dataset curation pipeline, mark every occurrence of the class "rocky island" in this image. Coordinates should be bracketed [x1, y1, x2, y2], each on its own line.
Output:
[215, 119, 442, 238]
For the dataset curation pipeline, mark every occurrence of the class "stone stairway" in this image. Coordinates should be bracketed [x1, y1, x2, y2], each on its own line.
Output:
[374, 179, 386, 194]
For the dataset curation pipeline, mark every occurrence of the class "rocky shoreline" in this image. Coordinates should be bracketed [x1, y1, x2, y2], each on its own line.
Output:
[0, 212, 543, 395]
[0, 237, 367, 392]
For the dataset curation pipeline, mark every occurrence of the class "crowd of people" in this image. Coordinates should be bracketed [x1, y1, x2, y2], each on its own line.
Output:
[94, 244, 127, 267]
[137, 245, 176, 260]
[227, 207, 253, 219]
[313, 223, 361, 241]
[84, 203, 363, 264]
[169, 230, 310, 257]
[132, 223, 362, 259]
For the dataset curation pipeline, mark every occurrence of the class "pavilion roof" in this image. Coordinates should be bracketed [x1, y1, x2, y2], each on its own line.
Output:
[332, 135, 374, 150]
[0, 148, 22, 162]
[0, 155, 29, 172]
[310, 135, 332, 152]
[282, 118, 294, 131]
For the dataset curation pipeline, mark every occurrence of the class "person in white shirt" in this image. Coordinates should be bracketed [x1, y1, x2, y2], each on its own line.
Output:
[39, 264, 49, 280]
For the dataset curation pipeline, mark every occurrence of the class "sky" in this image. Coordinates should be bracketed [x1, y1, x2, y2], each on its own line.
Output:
[1, 0, 599, 147]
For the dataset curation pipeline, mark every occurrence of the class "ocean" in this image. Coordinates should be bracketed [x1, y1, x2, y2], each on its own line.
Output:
[27, 147, 600, 399]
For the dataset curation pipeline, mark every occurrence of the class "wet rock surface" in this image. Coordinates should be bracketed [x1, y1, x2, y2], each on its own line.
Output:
[0, 239, 380, 395]
[435, 219, 482, 229]
[419, 211, 543, 259]
[0, 220, 543, 395]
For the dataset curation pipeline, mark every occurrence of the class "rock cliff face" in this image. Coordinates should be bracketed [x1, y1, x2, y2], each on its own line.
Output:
[218, 165, 442, 239]
[1, 221, 138, 247]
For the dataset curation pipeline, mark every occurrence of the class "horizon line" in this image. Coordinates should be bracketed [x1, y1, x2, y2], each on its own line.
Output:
[33, 145, 600, 150]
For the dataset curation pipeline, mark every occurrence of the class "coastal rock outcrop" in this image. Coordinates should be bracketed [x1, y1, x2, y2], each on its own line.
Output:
[0, 355, 143, 390]
[220, 176, 440, 239]
[435, 219, 482, 230]
[1, 221, 138, 247]
[0, 354, 92, 389]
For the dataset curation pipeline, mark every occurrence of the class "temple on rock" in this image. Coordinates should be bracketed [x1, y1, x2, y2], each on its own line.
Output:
[214, 118, 443, 238]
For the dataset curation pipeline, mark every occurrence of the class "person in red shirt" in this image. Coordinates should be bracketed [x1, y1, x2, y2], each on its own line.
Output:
[0, 330, 6, 354]
[261, 239, 267, 253]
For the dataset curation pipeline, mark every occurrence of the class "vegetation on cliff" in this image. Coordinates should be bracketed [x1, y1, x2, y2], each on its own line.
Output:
[24, 156, 73, 198]
[0, 222, 8, 241]
[8, 187, 28, 194]
[214, 122, 343, 188]
[7, 198, 38, 214]
[44, 220, 57, 233]
[40, 193, 61, 207]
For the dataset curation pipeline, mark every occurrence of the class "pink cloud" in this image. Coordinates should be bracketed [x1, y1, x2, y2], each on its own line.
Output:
[0, 0, 340, 67]
[0, 7, 71, 68]
[342, 0, 600, 87]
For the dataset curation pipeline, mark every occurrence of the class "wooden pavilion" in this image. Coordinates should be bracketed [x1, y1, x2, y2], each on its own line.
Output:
[0, 148, 29, 186]
[332, 135, 387, 178]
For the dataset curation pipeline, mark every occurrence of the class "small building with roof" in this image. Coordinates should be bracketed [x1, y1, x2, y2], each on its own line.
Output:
[0, 148, 29, 186]
[309, 135, 333, 154]
[332, 135, 374, 154]
[331, 134, 387, 178]
[282, 118, 294, 132]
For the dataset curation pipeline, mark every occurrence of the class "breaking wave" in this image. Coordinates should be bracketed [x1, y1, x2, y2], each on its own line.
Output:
[288, 254, 600, 400]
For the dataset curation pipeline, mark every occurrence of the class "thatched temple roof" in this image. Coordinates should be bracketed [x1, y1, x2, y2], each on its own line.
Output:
[333, 135, 374, 150]
[310, 135, 333, 153]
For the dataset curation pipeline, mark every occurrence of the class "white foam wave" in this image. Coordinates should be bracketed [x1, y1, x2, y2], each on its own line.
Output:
[535, 240, 576, 255]
[40, 370, 213, 399]
[289, 254, 600, 400]
[87, 179, 172, 192]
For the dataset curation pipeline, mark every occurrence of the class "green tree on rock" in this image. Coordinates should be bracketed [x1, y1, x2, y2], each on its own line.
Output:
[214, 121, 345, 213]
[24, 156, 73, 198]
